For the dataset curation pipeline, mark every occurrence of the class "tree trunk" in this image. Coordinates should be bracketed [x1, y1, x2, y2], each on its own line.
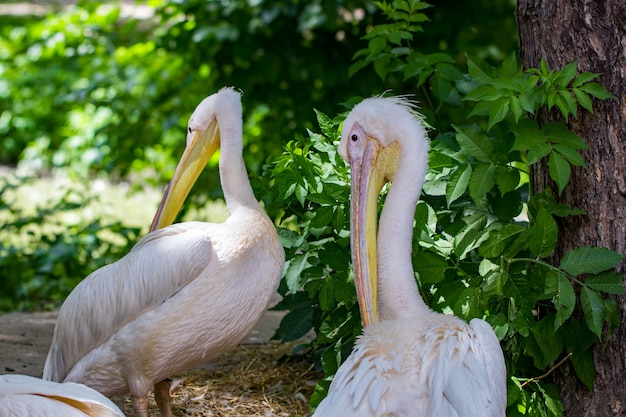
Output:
[516, 0, 626, 415]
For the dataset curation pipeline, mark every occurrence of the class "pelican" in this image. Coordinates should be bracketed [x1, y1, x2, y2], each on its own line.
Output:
[43, 87, 285, 417]
[312, 96, 506, 416]
[0, 374, 124, 417]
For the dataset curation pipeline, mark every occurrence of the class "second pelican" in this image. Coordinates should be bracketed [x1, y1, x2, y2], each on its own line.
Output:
[313, 95, 506, 416]
[43, 87, 285, 417]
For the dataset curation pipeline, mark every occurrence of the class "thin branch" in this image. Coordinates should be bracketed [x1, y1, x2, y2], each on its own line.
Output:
[520, 353, 573, 387]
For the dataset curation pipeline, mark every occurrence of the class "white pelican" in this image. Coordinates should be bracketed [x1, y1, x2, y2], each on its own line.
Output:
[312, 96, 506, 416]
[0, 374, 124, 417]
[43, 87, 285, 417]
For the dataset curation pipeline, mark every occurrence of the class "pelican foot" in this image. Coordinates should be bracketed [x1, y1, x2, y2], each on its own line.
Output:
[155, 378, 173, 417]
[132, 395, 149, 417]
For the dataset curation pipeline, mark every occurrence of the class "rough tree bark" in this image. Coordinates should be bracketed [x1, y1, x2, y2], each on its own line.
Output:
[516, 1, 626, 415]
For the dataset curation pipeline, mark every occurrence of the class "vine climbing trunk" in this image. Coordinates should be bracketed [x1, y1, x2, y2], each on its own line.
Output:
[516, 0, 626, 415]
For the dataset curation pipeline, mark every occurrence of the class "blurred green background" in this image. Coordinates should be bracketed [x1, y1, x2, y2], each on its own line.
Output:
[0, 0, 516, 310]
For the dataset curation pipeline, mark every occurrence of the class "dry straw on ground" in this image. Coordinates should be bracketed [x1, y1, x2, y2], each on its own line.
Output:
[111, 342, 322, 417]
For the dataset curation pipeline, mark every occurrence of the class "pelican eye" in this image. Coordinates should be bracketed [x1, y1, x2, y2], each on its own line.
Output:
[188, 126, 193, 133]
[351, 134, 358, 141]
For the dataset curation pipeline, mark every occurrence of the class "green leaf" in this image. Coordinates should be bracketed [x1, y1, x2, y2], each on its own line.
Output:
[318, 275, 336, 311]
[277, 228, 306, 249]
[572, 71, 600, 87]
[580, 286, 604, 338]
[490, 77, 524, 93]
[571, 348, 596, 390]
[552, 144, 585, 167]
[311, 205, 334, 228]
[537, 383, 565, 417]
[454, 214, 488, 260]
[573, 88, 594, 113]
[545, 271, 575, 330]
[548, 151, 571, 195]
[487, 97, 510, 130]
[368, 36, 387, 55]
[556, 61, 578, 87]
[561, 319, 596, 389]
[295, 184, 308, 206]
[494, 165, 520, 195]
[446, 163, 471, 206]
[332, 205, 346, 232]
[453, 125, 494, 162]
[527, 143, 552, 165]
[463, 85, 503, 102]
[500, 51, 519, 77]
[511, 119, 546, 152]
[466, 54, 495, 84]
[285, 253, 311, 292]
[526, 314, 563, 369]
[273, 305, 313, 342]
[519, 90, 536, 113]
[528, 208, 558, 257]
[585, 271, 626, 295]
[307, 193, 338, 205]
[414, 251, 449, 284]
[578, 82, 616, 100]
[348, 58, 370, 78]
[510, 96, 523, 122]
[560, 246, 624, 276]
[479, 223, 524, 258]
[545, 123, 589, 150]
[468, 163, 496, 204]
[314, 109, 336, 139]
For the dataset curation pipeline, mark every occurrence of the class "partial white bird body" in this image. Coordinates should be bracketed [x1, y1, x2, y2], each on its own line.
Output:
[0, 374, 124, 417]
[313, 95, 506, 416]
[317, 315, 503, 416]
[43, 87, 285, 417]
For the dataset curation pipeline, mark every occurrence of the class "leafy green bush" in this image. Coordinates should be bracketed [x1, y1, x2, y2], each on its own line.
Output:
[0, 176, 139, 311]
[265, 1, 623, 415]
[0, 3, 198, 185]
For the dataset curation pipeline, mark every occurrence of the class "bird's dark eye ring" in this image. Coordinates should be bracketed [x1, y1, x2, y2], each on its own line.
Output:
[351, 134, 358, 141]
[188, 127, 193, 133]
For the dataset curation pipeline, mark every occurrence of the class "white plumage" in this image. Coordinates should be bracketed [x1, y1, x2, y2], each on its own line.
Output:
[313, 95, 506, 416]
[0, 374, 124, 417]
[43, 87, 285, 417]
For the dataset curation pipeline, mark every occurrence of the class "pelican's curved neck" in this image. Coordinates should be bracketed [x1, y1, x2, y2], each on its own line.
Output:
[217, 114, 260, 213]
[377, 148, 430, 320]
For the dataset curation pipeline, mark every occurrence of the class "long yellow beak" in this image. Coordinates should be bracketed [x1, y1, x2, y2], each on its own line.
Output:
[349, 138, 382, 327]
[150, 121, 220, 231]
[348, 135, 400, 327]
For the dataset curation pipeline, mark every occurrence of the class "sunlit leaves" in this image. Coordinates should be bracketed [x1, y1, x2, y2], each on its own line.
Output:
[445, 163, 471, 205]
[454, 125, 494, 162]
[271, 2, 620, 415]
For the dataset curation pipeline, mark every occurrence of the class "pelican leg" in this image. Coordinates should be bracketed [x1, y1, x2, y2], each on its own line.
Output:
[132, 395, 149, 417]
[155, 379, 173, 417]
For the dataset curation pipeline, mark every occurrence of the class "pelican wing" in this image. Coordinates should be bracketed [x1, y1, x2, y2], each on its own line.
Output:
[44, 222, 214, 382]
[0, 374, 124, 417]
[313, 339, 394, 417]
[429, 318, 506, 417]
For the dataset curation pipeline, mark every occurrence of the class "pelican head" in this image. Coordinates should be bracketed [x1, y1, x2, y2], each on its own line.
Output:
[150, 89, 241, 231]
[339, 95, 429, 326]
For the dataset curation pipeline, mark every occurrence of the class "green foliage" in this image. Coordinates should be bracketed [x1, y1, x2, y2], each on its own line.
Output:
[0, 176, 139, 311]
[265, 1, 622, 415]
[0, 3, 193, 185]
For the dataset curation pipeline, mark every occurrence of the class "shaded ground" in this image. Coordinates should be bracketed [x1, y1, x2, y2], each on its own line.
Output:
[0, 311, 321, 416]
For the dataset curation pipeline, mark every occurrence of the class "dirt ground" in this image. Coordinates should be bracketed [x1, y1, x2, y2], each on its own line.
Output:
[0, 311, 321, 416]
